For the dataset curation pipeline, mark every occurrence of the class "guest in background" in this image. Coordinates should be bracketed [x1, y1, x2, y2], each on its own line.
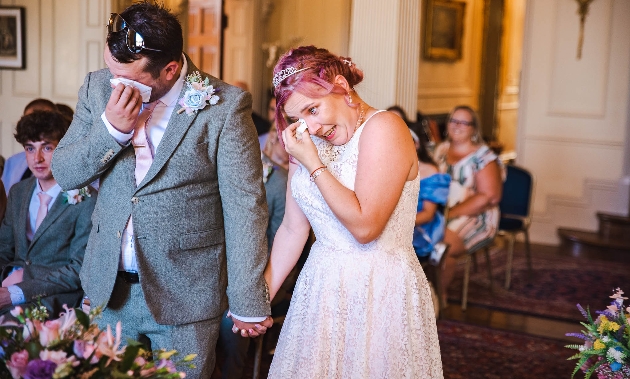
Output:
[0, 111, 95, 316]
[262, 122, 289, 170]
[258, 95, 277, 149]
[233, 81, 271, 137]
[433, 105, 503, 305]
[55, 103, 75, 124]
[2, 99, 58, 195]
[413, 138, 450, 263]
[0, 182, 6, 222]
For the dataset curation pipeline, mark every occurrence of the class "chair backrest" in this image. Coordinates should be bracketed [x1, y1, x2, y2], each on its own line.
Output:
[499, 165, 533, 219]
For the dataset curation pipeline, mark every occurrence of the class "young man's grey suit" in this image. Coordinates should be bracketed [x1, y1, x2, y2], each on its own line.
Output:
[51, 56, 271, 375]
[0, 177, 96, 316]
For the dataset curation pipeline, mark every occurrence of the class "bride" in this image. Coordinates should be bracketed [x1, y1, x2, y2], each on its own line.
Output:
[262, 45, 443, 378]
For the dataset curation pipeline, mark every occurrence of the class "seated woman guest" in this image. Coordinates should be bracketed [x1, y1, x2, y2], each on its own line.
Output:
[433, 105, 503, 304]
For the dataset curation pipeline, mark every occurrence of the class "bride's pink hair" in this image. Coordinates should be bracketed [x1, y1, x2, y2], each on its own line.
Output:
[272, 45, 364, 133]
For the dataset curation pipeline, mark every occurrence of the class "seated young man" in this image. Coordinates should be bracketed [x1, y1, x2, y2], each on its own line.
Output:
[0, 111, 96, 317]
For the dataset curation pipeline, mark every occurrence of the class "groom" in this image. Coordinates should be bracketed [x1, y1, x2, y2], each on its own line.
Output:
[51, 3, 271, 378]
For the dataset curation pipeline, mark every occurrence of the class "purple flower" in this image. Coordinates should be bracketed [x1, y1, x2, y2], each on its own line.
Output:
[577, 304, 589, 320]
[23, 359, 56, 379]
[566, 332, 589, 340]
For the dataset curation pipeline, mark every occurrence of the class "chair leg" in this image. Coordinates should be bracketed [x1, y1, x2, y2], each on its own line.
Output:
[462, 256, 471, 311]
[483, 248, 493, 294]
[434, 264, 445, 312]
[504, 233, 515, 289]
[524, 230, 533, 280]
[252, 335, 264, 379]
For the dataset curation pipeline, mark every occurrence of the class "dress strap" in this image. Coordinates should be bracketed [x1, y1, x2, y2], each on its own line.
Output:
[358, 109, 386, 129]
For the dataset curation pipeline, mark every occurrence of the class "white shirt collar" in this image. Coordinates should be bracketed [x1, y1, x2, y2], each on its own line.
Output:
[36, 180, 62, 198]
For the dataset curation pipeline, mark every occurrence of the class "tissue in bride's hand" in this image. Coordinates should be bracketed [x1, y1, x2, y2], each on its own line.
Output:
[110, 78, 152, 102]
[297, 119, 308, 134]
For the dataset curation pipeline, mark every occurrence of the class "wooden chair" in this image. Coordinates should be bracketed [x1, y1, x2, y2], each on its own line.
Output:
[461, 237, 495, 311]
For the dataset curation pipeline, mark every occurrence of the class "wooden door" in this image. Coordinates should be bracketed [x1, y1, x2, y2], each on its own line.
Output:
[187, 0, 223, 78]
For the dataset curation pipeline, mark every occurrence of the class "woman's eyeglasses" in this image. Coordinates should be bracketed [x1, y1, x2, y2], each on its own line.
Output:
[107, 13, 162, 54]
[448, 118, 474, 127]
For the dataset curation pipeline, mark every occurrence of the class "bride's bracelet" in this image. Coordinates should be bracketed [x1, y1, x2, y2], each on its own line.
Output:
[310, 166, 327, 182]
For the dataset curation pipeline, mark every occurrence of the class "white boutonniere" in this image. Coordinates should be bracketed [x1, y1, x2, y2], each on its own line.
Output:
[64, 187, 91, 205]
[262, 161, 273, 184]
[177, 71, 220, 115]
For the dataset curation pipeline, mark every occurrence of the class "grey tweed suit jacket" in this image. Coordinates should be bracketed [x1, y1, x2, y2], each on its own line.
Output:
[0, 177, 96, 316]
[51, 56, 271, 325]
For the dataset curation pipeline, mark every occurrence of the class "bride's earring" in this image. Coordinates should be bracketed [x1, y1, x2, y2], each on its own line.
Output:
[347, 92, 353, 104]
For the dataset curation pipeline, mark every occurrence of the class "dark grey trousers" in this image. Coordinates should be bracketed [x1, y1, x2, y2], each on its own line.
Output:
[99, 276, 220, 379]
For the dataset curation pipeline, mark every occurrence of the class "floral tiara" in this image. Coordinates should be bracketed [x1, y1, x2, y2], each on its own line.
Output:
[273, 66, 310, 88]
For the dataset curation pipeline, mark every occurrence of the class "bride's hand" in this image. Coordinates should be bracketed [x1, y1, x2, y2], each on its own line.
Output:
[282, 121, 322, 172]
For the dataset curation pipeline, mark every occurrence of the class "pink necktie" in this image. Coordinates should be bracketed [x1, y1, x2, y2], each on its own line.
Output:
[35, 192, 53, 231]
[133, 101, 159, 184]
[123, 101, 160, 266]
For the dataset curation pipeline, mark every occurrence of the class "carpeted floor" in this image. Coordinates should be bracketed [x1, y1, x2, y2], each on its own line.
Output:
[437, 319, 581, 379]
[446, 247, 630, 322]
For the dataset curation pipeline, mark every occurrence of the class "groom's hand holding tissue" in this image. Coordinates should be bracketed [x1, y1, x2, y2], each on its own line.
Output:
[105, 82, 142, 133]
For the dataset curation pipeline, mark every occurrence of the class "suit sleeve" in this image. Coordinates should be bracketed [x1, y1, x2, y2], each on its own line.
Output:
[52, 72, 127, 191]
[216, 91, 271, 317]
[17, 194, 96, 301]
[0, 188, 18, 271]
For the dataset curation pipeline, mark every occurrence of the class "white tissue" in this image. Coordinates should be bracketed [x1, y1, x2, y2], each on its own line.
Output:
[297, 119, 308, 134]
[110, 78, 152, 103]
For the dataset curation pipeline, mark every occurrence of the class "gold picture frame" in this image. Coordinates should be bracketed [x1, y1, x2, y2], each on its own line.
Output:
[0, 6, 26, 69]
[423, 0, 466, 61]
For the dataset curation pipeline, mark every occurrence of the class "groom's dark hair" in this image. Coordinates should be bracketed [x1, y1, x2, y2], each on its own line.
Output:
[107, 1, 183, 79]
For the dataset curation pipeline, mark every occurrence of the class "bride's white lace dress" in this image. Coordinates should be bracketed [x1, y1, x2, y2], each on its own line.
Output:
[268, 115, 444, 378]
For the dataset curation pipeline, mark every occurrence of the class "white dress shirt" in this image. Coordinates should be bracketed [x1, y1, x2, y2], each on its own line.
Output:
[8, 181, 62, 305]
[102, 58, 265, 322]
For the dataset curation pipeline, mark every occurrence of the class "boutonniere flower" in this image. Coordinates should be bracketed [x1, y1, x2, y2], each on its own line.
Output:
[64, 187, 91, 205]
[262, 161, 273, 184]
[177, 71, 220, 115]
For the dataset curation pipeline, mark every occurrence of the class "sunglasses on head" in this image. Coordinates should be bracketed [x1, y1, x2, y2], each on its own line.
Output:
[107, 13, 162, 54]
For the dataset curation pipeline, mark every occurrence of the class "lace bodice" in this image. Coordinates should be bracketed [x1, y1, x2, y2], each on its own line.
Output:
[291, 117, 420, 256]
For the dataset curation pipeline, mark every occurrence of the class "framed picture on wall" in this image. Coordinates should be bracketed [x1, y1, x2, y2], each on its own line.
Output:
[0, 7, 26, 69]
[423, 0, 466, 61]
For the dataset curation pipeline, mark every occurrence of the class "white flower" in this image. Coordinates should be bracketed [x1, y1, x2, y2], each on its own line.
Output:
[607, 347, 625, 363]
[177, 71, 220, 115]
[601, 336, 610, 343]
[64, 187, 90, 205]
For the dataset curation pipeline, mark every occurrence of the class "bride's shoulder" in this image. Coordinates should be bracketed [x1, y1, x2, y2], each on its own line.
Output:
[361, 110, 412, 141]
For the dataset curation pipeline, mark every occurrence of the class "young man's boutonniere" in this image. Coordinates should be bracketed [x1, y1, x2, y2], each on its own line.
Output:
[177, 71, 220, 115]
[64, 187, 91, 205]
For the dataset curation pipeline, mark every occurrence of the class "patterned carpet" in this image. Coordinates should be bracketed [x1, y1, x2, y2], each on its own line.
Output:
[446, 247, 630, 322]
[437, 319, 579, 379]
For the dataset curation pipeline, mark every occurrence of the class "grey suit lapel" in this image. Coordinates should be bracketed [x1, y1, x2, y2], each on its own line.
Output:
[136, 57, 204, 190]
[17, 179, 36, 254]
[29, 192, 69, 249]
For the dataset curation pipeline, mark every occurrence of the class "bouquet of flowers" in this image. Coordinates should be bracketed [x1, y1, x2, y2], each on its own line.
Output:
[0, 304, 196, 379]
[566, 288, 630, 379]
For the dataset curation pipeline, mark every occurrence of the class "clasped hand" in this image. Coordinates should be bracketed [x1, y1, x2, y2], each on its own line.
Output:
[227, 311, 273, 338]
[281, 121, 323, 173]
[105, 83, 143, 134]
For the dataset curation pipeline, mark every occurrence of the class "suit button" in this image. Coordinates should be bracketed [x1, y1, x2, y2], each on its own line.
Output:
[131, 197, 139, 204]
[117, 231, 121, 238]
[25, 260, 31, 266]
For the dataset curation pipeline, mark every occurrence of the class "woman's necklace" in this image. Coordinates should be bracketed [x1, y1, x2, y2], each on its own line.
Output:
[355, 103, 366, 131]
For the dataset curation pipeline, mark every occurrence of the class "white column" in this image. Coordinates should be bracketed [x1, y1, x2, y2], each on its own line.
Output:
[349, 0, 420, 121]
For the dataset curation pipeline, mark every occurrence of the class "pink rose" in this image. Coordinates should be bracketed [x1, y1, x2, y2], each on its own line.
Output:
[39, 319, 61, 347]
[6, 350, 29, 379]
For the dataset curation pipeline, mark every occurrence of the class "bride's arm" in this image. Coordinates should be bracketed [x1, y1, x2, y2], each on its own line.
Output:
[264, 162, 311, 302]
[283, 112, 417, 245]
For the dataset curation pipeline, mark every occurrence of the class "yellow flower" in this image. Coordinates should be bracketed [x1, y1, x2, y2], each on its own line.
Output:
[594, 339, 606, 350]
[609, 321, 620, 332]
